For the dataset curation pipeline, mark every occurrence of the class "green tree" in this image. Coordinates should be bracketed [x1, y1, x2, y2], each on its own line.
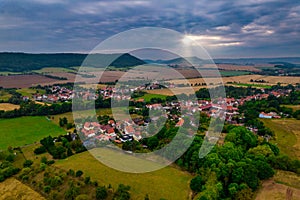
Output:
[96, 186, 108, 200]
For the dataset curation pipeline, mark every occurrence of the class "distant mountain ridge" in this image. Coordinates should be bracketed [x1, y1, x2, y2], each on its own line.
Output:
[146, 56, 300, 66]
[0, 52, 145, 72]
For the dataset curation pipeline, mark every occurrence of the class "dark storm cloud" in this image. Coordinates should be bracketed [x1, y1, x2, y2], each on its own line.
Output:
[0, 0, 299, 57]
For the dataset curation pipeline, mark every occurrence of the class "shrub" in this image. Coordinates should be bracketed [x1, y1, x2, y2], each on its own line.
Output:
[23, 160, 33, 168]
[75, 170, 83, 177]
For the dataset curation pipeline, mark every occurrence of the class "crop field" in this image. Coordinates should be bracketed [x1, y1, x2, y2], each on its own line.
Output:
[219, 70, 251, 77]
[216, 64, 261, 72]
[55, 148, 193, 200]
[0, 116, 66, 150]
[0, 178, 45, 200]
[0, 103, 20, 111]
[256, 170, 300, 200]
[230, 83, 272, 88]
[261, 119, 300, 159]
[0, 74, 68, 88]
[168, 75, 300, 86]
[285, 105, 300, 112]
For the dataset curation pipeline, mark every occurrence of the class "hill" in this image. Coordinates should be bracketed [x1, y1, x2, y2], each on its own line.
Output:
[0, 52, 145, 72]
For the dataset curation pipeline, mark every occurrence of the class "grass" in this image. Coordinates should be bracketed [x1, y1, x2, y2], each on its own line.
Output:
[261, 118, 300, 159]
[135, 93, 167, 102]
[0, 116, 66, 150]
[0, 103, 20, 111]
[55, 148, 192, 200]
[16, 88, 45, 97]
[230, 83, 272, 88]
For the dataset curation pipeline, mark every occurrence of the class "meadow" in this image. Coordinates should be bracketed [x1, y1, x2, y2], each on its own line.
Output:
[261, 118, 300, 159]
[135, 93, 167, 102]
[16, 88, 45, 97]
[230, 83, 272, 89]
[0, 116, 66, 150]
[55, 148, 193, 200]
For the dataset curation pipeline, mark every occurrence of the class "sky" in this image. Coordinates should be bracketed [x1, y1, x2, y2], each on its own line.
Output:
[0, 0, 299, 58]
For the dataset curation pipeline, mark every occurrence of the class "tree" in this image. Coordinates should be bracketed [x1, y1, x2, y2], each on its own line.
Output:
[96, 186, 108, 200]
[23, 160, 33, 168]
[113, 184, 130, 200]
[190, 176, 204, 192]
[75, 170, 83, 177]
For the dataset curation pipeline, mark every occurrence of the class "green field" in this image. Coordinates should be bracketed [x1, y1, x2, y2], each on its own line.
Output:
[16, 88, 45, 97]
[261, 118, 300, 159]
[231, 83, 272, 89]
[0, 116, 66, 150]
[0, 90, 12, 101]
[33, 67, 76, 73]
[135, 93, 167, 102]
[284, 105, 300, 112]
[55, 148, 192, 200]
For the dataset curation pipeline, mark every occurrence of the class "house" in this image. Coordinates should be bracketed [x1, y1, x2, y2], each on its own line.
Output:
[259, 112, 272, 119]
[176, 118, 184, 127]
[125, 126, 135, 135]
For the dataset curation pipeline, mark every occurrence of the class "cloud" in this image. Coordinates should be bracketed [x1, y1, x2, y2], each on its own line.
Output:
[0, 0, 299, 57]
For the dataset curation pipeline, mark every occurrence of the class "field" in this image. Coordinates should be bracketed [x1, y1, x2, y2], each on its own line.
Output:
[230, 83, 272, 89]
[33, 67, 76, 73]
[0, 103, 20, 111]
[0, 75, 68, 88]
[216, 64, 261, 72]
[16, 88, 45, 97]
[55, 148, 193, 200]
[285, 105, 300, 112]
[168, 75, 300, 86]
[261, 119, 300, 159]
[256, 170, 300, 200]
[135, 93, 167, 101]
[0, 90, 12, 101]
[0, 178, 45, 200]
[0, 116, 66, 150]
[219, 70, 251, 77]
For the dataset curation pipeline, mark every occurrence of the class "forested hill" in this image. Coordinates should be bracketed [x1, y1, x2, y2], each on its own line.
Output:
[0, 52, 145, 72]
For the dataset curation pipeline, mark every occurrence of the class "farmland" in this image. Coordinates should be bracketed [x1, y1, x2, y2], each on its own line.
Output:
[0, 75, 67, 88]
[230, 83, 272, 89]
[0, 116, 66, 150]
[261, 119, 300, 159]
[168, 75, 300, 86]
[0, 178, 46, 200]
[0, 103, 20, 111]
[256, 170, 300, 200]
[55, 148, 193, 200]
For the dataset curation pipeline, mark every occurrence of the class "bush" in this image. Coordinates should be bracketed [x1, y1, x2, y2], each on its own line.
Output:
[23, 160, 33, 168]
[96, 186, 108, 200]
[84, 176, 90, 185]
[75, 170, 83, 177]
[34, 146, 47, 154]
[43, 185, 51, 193]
